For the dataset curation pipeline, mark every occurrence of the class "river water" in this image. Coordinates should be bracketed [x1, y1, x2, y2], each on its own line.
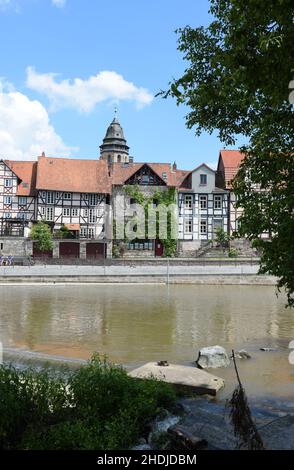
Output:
[0, 284, 293, 401]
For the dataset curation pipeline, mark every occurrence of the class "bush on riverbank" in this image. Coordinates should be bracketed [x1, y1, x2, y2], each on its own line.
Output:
[0, 354, 176, 450]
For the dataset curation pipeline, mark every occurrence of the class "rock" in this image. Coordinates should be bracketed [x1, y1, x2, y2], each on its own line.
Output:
[196, 345, 230, 369]
[132, 443, 152, 450]
[129, 362, 225, 395]
[167, 424, 208, 450]
[235, 350, 251, 359]
[260, 347, 276, 352]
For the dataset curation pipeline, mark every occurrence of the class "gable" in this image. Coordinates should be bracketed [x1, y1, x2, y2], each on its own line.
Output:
[125, 164, 167, 186]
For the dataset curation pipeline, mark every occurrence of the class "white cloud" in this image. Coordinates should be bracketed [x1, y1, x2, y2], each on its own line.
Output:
[51, 0, 66, 7]
[0, 81, 73, 161]
[26, 67, 154, 112]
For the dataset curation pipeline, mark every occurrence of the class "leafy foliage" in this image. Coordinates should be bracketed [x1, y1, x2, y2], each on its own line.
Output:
[160, 0, 294, 305]
[30, 221, 53, 252]
[124, 186, 178, 257]
[0, 354, 175, 450]
[215, 227, 230, 248]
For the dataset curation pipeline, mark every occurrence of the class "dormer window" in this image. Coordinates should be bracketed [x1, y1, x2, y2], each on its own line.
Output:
[162, 172, 167, 180]
[200, 174, 207, 185]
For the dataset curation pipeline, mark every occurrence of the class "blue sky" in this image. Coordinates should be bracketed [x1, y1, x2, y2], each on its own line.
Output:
[0, 0, 241, 169]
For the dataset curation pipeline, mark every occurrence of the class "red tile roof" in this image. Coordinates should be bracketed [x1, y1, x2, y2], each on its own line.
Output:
[4, 160, 37, 196]
[218, 150, 245, 188]
[36, 156, 111, 194]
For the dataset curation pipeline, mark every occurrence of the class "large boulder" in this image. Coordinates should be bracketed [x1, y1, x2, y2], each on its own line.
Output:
[196, 345, 230, 369]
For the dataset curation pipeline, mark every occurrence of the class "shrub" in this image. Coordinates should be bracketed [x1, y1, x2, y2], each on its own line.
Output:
[228, 248, 238, 258]
[0, 354, 175, 450]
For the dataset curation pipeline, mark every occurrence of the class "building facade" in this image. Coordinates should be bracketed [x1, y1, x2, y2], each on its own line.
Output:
[0, 118, 242, 259]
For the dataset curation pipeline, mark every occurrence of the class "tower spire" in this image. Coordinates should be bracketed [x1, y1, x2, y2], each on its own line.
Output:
[99, 115, 130, 164]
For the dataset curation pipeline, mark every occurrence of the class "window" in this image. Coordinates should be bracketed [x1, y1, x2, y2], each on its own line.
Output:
[185, 195, 193, 209]
[83, 208, 88, 217]
[214, 195, 222, 209]
[55, 192, 60, 200]
[89, 209, 96, 224]
[4, 196, 12, 205]
[89, 194, 98, 206]
[46, 192, 54, 204]
[200, 174, 207, 185]
[97, 208, 104, 218]
[71, 208, 79, 217]
[46, 207, 54, 221]
[63, 208, 70, 217]
[63, 193, 71, 200]
[18, 197, 27, 206]
[4, 179, 13, 187]
[200, 220, 207, 234]
[88, 228, 95, 238]
[4, 213, 11, 218]
[41, 207, 45, 216]
[184, 219, 193, 233]
[17, 213, 26, 220]
[80, 227, 87, 238]
[162, 172, 167, 180]
[199, 195, 207, 209]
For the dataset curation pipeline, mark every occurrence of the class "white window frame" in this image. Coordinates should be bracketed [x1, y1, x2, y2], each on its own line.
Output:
[89, 209, 96, 224]
[200, 220, 207, 234]
[63, 208, 70, 217]
[46, 191, 54, 204]
[199, 195, 207, 209]
[184, 195, 193, 209]
[4, 212, 12, 218]
[46, 207, 54, 221]
[4, 179, 13, 188]
[88, 228, 95, 238]
[214, 195, 222, 210]
[184, 219, 193, 234]
[19, 197, 27, 206]
[89, 194, 98, 206]
[4, 196, 12, 205]
[63, 192, 71, 200]
[200, 174, 207, 185]
[71, 208, 79, 217]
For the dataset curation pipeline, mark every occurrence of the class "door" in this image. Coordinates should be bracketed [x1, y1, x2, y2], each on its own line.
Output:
[155, 240, 164, 257]
[86, 243, 106, 259]
[33, 242, 53, 258]
[59, 242, 80, 258]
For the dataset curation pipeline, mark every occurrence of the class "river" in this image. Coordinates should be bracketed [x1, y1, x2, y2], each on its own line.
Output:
[0, 284, 293, 401]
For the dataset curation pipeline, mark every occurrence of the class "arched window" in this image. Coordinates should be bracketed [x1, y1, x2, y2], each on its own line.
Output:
[117, 155, 121, 163]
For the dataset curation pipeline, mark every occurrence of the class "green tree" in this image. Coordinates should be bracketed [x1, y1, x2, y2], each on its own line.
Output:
[160, 0, 294, 305]
[30, 222, 53, 252]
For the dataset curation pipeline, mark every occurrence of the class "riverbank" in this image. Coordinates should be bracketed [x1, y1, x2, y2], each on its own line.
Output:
[0, 263, 277, 284]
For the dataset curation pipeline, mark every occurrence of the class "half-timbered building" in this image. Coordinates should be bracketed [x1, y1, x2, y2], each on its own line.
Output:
[0, 160, 36, 237]
[178, 163, 229, 253]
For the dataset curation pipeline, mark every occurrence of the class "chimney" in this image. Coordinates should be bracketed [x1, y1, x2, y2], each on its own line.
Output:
[42, 151, 46, 157]
[172, 161, 177, 171]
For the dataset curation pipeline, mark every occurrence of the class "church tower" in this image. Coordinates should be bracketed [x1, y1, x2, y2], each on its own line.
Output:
[99, 114, 130, 164]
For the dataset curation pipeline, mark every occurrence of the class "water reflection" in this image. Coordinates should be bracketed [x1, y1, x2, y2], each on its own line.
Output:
[0, 284, 293, 398]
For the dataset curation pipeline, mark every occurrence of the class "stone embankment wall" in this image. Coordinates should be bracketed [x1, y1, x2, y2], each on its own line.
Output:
[0, 264, 277, 285]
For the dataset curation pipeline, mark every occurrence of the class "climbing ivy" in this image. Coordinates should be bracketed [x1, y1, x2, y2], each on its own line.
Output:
[124, 185, 178, 257]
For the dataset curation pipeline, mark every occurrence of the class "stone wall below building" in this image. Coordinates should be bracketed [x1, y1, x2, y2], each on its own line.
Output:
[0, 238, 33, 257]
